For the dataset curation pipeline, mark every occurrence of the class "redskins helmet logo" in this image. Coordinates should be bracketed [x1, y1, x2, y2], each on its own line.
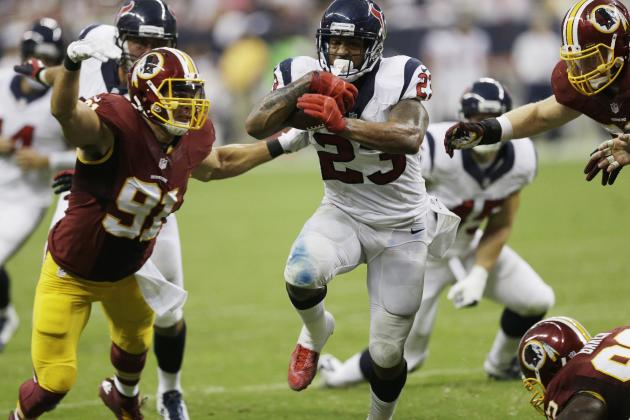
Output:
[522, 340, 547, 371]
[591, 5, 625, 33]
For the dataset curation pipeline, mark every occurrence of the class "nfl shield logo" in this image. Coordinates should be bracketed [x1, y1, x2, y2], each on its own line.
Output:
[611, 102, 620, 114]
[159, 158, 168, 170]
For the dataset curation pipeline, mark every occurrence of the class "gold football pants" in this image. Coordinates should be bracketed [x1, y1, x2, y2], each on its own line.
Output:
[31, 253, 155, 393]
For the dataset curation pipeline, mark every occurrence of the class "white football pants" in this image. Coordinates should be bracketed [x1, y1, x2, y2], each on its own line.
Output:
[0, 200, 46, 265]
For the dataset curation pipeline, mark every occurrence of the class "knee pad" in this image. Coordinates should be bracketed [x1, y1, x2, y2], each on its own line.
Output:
[284, 252, 324, 289]
[19, 379, 66, 418]
[511, 284, 555, 317]
[369, 310, 413, 368]
[35, 364, 77, 394]
[154, 307, 183, 329]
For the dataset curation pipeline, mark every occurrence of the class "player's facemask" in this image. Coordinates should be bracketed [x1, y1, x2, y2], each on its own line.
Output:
[150, 79, 210, 136]
[561, 42, 624, 96]
[522, 375, 546, 416]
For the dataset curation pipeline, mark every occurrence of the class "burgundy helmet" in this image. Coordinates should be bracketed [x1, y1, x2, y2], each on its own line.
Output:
[560, 0, 630, 95]
[518, 316, 591, 414]
[128, 47, 209, 136]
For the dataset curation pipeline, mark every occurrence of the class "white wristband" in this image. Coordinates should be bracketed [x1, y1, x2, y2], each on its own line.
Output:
[497, 115, 513, 142]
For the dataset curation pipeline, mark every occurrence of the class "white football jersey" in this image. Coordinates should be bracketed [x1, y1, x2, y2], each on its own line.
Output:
[420, 121, 537, 255]
[273, 55, 432, 228]
[0, 68, 68, 207]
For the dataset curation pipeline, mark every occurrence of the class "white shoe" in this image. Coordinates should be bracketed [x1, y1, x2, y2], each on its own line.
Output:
[318, 354, 343, 387]
[0, 305, 19, 351]
[483, 356, 521, 381]
[156, 390, 190, 420]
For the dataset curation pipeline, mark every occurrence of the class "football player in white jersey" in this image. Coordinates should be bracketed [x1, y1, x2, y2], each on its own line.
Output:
[15, 1, 191, 418]
[246, 0, 434, 418]
[317, 78, 556, 388]
[0, 18, 74, 351]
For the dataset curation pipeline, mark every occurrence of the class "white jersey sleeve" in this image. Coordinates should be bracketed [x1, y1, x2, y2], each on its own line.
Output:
[271, 56, 320, 90]
[76, 24, 124, 98]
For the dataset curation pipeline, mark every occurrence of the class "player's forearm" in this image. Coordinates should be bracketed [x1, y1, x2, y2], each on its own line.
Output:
[208, 142, 274, 180]
[50, 68, 80, 122]
[245, 73, 313, 139]
[341, 117, 426, 154]
[475, 226, 512, 271]
[504, 96, 581, 140]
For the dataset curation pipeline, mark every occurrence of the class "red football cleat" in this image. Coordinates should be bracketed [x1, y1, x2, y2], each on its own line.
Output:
[288, 344, 320, 391]
[98, 377, 144, 420]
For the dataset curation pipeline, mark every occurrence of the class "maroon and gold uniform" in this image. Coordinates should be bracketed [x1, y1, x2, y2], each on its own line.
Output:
[552, 61, 630, 133]
[48, 93, 214, 280]
[544, 326, 630, 419]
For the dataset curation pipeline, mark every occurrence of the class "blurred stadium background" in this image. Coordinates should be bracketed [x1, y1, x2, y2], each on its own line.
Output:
[1, 0, 629, 419]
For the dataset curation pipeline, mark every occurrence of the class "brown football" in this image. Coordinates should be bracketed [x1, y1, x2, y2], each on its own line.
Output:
[286, 109, 325, 131]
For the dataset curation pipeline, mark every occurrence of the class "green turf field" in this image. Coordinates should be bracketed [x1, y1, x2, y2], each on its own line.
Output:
[1, 157, 629, 419]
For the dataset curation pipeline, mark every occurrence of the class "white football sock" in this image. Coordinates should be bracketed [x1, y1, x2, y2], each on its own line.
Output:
[487, 329, 520, 367]
[367, 391, 397, 420]
[157, 368, 182, 393]
[113, 376, 139, 398]
[296, 303, 333, 352]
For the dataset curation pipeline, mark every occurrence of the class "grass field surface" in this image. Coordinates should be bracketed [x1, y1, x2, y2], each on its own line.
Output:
[1, 156, 629, 419]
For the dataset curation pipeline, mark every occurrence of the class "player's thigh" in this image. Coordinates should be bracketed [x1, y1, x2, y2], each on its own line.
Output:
[368, 240, 428, 317]
[0, 202, 46, 264]
[407, 262, 452, 338]
[32, 253, 92, 393]
[284, 204, 362, 289]
[101, 276, 155, 355]
[151, 214, 183, 287]
[484, 246, 555, 315]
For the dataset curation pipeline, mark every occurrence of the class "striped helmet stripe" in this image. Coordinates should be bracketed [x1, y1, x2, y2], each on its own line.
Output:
[551, 316, 591, 343]
[564, 0, 594, 47]
[162, 47, 199, 77]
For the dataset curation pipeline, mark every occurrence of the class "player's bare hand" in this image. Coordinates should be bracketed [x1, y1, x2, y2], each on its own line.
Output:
[66, 38, 122, 63]
[309, 71, 358, 114]
[0, 137, 14, 155]
[15, 148, 49, 170]
[14, 58, 48, 86]
[584, 135, 629, 185]
[444, 122, 484, 158]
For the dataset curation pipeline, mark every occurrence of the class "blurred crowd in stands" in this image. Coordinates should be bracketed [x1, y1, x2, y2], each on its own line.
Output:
[0, 0, 578, 143]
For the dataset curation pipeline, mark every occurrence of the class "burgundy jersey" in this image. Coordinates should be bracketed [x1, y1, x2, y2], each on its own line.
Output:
[551, 60, 630, 133]
[48, 93, 214, 281]
[544, 326, 630, 419]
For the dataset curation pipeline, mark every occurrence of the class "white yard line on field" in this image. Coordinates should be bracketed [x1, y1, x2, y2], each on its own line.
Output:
[0, 366, 482, 412]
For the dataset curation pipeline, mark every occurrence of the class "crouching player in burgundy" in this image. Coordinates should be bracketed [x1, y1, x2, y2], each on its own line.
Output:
[10, 42, 289, 420]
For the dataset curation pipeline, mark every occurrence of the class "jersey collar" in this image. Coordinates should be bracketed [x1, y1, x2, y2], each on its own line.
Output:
[462, 142, 515, 188]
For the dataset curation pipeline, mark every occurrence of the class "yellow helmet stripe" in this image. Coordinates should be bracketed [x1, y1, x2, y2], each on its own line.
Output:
[564, 0, 594, 46]
[162, 47, 199, 77]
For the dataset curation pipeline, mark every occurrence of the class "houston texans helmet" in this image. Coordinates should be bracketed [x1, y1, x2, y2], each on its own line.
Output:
[21, 17, 65, 65]
[316, 0, 386, 81]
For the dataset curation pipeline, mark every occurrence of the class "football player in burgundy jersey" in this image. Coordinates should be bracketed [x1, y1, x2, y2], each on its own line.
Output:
[444, 0, 630, 186]
[519, 316, 630, 419]
[247, 0, 434, 418]
[9, 42, 290, 420]
[15, 2, 200, 418]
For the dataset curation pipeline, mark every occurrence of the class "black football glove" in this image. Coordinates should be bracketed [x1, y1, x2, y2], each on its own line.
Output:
[52, 170, 74, 195]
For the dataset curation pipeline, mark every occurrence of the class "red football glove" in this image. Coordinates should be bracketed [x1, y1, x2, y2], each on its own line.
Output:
[14, 58, 48, 86]
[309, 71, 358, 114]
[444, 122, 485, 157]
[297, 94, 347, 133]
